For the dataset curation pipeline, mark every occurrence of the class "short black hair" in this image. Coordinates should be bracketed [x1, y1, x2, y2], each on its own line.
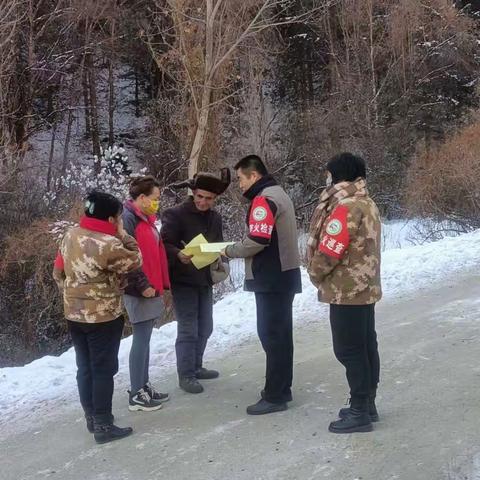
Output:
[326, 152, 366, 184]
[84, 190, 123, 220]
[234, 155, 268, 176]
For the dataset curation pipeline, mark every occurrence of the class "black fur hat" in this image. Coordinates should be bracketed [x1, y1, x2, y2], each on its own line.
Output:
[171, 168, 231, 195]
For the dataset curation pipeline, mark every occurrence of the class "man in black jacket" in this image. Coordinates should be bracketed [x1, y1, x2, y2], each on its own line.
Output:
[225, 155, 301, 415]
[161, 169, 230, 394]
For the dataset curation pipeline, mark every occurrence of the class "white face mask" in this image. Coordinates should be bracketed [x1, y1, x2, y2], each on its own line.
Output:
[326, 173, 333, 187]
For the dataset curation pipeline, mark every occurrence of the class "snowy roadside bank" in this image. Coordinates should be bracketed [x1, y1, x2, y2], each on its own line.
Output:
[1, 225, 479, 426]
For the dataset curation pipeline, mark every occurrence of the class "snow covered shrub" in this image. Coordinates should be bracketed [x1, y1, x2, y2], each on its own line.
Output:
[405, 119, 480, 233]
[44, 145, 145, 215]
[43, 145, 147, 240]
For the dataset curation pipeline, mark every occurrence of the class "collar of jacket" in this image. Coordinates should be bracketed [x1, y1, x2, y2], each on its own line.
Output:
[125, 199, 156, 226]
[79, 216, 117, 236]
[243, 175, 277, 201]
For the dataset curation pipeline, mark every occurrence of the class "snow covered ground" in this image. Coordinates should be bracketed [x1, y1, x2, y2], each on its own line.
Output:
[1, 223, 480, 428]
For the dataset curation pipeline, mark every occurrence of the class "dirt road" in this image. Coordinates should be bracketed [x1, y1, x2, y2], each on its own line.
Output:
[2, 273, 480, 480]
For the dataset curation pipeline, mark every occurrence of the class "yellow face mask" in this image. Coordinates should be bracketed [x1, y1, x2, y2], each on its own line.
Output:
[143, 199, 159, 216]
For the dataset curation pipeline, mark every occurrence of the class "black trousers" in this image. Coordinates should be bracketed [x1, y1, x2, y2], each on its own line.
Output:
[330, 304, 380, 402]
[172, 283, 213, 378]
[255, 292, 295, 404]
[68, 316, 124, 416]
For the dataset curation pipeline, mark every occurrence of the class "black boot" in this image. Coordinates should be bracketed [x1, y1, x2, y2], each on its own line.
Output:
[93, 414, 133, 444]
[85, 413, 94, 433]
[195, 367, 219, 380]
[329, 398, 372, 434]
[368, 391, 379, 422]
[179, 376, 204, 394]
[338, 393, 379, 422]
[246, 399, 287, 415]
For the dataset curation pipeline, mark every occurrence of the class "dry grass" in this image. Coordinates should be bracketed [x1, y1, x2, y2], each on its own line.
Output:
[405, 119, 480, 231]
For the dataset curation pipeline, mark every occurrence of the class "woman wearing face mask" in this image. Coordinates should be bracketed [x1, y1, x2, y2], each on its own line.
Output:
[123, 176, 171, 411]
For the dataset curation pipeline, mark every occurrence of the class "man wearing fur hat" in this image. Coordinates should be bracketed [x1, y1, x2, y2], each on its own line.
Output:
[161, 168, 230, 394]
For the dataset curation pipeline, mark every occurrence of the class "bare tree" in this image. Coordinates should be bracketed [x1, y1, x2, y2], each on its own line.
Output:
[0, 0, 23, 179]
[146, 0, 323, 176]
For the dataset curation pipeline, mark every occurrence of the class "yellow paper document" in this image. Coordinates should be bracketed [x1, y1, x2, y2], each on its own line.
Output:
[181, 234, 233, 269]
[199, 242, 234, 253]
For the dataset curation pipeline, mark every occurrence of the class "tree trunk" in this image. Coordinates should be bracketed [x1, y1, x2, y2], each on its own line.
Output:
[46, 123, 57, 191]
[307, 44, 314, 104]
[108, 18, 115, 146]
[134, 67, 140, 117]
[85, 52, 101, 168]
[299, 45, 308, 109]
[82, 66, 91, 138]
[62, 108, 74, 175]
[187, 0, 215, 177]
[13, 0, 34, 154]
[367, 0, 378, 127]
[108, 58, 115, 146]
[188, 84, 212, 178]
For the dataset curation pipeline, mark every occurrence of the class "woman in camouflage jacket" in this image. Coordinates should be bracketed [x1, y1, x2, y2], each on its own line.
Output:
[53, 191, 142, 444]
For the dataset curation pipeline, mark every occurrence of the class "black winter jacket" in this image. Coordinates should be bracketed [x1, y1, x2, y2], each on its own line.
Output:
[160, 198, 223, 286]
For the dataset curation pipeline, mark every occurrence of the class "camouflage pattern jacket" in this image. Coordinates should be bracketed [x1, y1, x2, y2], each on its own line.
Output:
[53, 216, 142, 323]
[307, 196, 382, 305]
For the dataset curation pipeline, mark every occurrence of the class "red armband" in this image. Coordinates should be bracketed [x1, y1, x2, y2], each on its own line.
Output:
[54, 252, 64, 270]
[248, 196, 275, 240]
[318, 205, 350, 259]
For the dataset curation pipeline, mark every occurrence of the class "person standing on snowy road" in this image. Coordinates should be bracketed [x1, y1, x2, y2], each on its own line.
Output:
[53, 190, 142, 444]
[123, 176, 171, 412]
[161, 169, 230, 395]
[224, 155, 302, 416]
[307, 152, 382, 434]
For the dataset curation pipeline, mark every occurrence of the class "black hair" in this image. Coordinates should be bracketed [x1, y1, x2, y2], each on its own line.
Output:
[129, 175, 160, 199]
[326, 152, 366, 184]
[84, 190, 123, 220]
[234, 154, 268, 176]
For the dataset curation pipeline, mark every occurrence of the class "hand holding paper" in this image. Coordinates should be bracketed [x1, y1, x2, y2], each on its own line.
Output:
[181, 234, 234, 269]
[199, 242, 234, 253]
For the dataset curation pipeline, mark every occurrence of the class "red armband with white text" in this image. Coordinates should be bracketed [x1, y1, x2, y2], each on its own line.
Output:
[248, 196, 275, 240]
[318, 205, 350, 259]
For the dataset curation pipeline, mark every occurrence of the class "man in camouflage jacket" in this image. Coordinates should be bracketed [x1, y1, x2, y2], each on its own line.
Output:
[307, 153, 381, 435]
